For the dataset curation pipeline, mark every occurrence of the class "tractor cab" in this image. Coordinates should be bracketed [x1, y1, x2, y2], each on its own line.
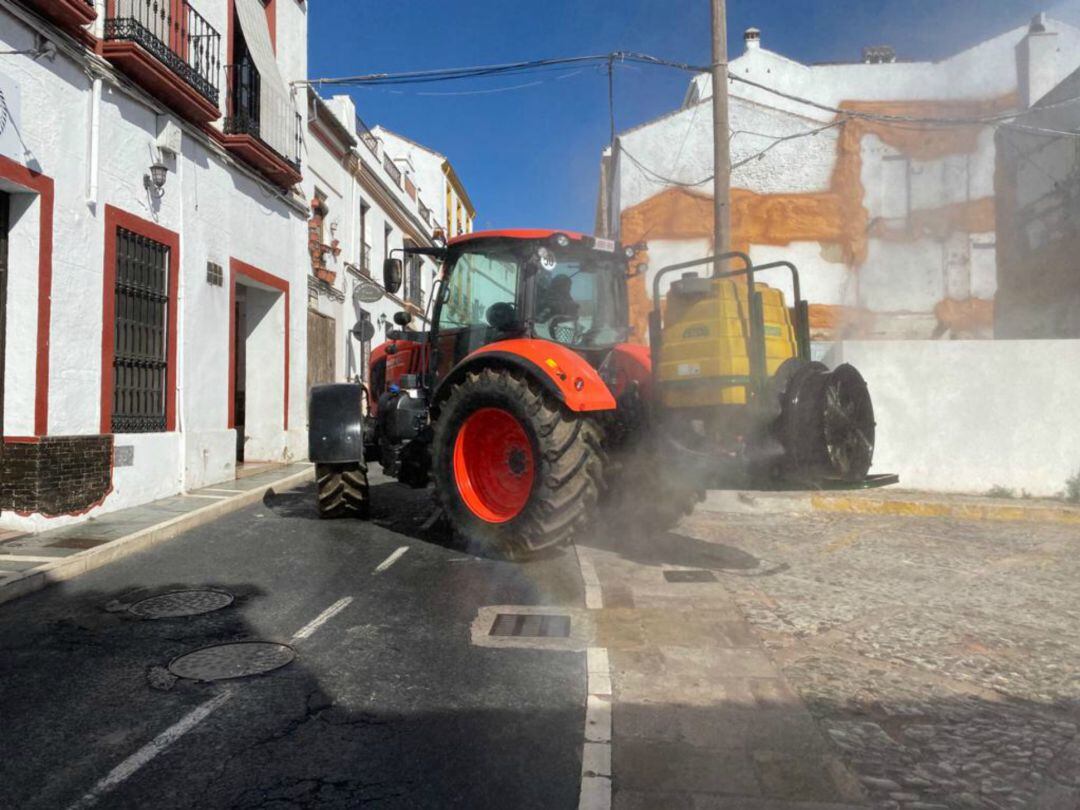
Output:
[383, 230, 634, 383]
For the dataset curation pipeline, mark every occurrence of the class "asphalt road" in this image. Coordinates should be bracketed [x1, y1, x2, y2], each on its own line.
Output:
[0, 479, 586, 809]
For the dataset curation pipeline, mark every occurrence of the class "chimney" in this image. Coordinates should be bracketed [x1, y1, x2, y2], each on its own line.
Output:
[862, 46, 896, 64]
[1017, 13, 1061, 108]
[744, 27, 761, 51]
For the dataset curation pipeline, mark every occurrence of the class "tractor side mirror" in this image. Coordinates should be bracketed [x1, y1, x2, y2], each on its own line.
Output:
[393, 310, 413, 327]
[383, 258, 403, 295]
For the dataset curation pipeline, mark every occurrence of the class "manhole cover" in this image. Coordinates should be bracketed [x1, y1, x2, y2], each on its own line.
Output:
[128, 590, 234, 619]
[663, 569, 718, 583]
[490, 613, 571, 638]
[168, 642, 295, 682]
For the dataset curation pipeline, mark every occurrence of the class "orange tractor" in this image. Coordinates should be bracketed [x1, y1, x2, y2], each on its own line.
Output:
[308, 229, 892, 557]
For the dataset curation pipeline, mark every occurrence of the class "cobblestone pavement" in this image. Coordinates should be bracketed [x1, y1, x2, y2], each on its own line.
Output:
[669, 509, 1080, 810]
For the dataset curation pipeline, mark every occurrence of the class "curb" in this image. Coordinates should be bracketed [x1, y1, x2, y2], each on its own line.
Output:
[700, 489, 1080, 526]
[809, 493, 1080, 526]
[0, 467, 315, 607]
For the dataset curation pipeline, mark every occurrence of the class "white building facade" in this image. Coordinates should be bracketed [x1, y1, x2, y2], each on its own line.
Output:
[0, 0, 309, 530]
[601, 14, 1080, 341]
[374, 127, 476, 239]
[302, 92, 453, 391]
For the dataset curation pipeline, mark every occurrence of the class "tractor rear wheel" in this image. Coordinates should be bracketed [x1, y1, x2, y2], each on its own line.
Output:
[315, 462, 370, 519]
[432, 368, 605, 559]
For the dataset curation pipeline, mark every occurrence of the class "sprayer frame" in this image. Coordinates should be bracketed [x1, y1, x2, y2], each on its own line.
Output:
[647, 252, 897, 491]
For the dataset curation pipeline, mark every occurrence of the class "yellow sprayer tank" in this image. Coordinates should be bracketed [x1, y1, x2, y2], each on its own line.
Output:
[658, 275, 797, 408]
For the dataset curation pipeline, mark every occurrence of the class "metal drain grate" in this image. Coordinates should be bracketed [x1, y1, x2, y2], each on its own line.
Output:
[168, 642, 295, 682]
[664, 569, 718, 583]
[128, 590, 234, 619]
[490, 613, 571, 638]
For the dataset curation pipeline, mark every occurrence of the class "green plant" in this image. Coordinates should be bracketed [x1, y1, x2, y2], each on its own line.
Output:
[986, 485, 1015, 499]
[1066, 469, 1080, 504]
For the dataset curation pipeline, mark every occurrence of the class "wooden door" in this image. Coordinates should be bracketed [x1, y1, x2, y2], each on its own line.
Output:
[307, 309, 336, 390]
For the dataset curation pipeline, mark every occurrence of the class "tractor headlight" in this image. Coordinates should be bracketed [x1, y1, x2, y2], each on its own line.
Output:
[551, 233, 571, 248]
[537, 246, 557, 271]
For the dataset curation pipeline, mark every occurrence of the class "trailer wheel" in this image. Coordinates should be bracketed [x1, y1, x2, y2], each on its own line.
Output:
[432, 367, 605, 559]
[315, 462, 370, 519]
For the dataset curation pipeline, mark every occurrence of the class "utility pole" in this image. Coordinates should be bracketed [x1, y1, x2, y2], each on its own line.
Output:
[711, 0, 732, 257]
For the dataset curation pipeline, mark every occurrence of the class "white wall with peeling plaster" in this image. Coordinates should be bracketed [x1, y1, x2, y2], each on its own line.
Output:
[609, 15, 1080, 336]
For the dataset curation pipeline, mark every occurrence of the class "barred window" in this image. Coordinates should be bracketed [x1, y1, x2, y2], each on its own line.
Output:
[112, 227, 169, 433]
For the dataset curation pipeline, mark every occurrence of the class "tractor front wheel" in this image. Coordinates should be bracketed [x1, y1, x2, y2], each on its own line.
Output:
[315, 462, 370, 519]
[432, 368, 605, 559]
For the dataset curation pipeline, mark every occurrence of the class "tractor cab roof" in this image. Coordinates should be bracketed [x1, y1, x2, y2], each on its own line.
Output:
[447, 229, 589, 247]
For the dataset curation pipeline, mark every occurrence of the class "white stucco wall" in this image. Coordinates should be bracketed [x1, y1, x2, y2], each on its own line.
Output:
[825, 340, 1080, 496]
[615, 17, 1080, 324]
[1, 4, 309, 531]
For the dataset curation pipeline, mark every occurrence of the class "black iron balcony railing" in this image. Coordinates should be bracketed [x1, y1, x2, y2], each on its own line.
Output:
[361, 242, 371, 274]
[418, 200, 431, 225]
[224, 61, 301, 169]
[383, 154, 402, 188]
[105, 0, 221, 105]
[356, 115, 379, 157]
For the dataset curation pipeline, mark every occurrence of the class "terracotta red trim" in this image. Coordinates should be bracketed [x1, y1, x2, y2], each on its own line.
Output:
[228, 258, 290, 431]
[100, 206, 180, 434]
[0, 155, 54, 437]
[2, 436, 42, 444]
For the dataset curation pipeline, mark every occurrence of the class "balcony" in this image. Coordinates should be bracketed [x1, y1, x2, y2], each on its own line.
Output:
[221, 61, 302, 188]
[417, 200, 431, 226]
[356, 116, 379, 158]
[383, 154, 402, 188]
[102, 0, 220, 124]
[25, 0, 97, 42]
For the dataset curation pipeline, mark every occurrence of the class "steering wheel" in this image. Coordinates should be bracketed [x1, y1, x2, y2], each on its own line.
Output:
[548, 315, 583, 344]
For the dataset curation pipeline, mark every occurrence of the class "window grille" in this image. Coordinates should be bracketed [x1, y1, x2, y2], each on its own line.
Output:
[112, 227, 169, 433]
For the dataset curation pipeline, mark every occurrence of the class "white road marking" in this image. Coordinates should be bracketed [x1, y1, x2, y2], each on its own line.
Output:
[576, 544, 613, 810]
[0, 554, 61, 563]
[584, 694, 612, 742]
[69, 690, 233, 810]
[373, 546, 409, 574]
[575, 547, 604, 610]
[292, 597, 353, 641]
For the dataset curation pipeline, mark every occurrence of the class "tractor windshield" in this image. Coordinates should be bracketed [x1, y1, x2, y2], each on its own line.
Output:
[440, 239, 628, 349]
[534, 253, 628, 348]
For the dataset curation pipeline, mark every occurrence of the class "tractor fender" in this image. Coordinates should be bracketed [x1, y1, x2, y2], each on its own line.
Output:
[308, 383, 366, 463]
[433, 339, 616, 413]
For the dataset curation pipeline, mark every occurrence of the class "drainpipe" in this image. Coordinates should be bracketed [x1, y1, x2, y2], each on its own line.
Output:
[85, 75, 102, 206]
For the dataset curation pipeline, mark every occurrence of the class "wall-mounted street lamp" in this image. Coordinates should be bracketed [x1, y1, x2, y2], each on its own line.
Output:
[144, 161, 168, 198]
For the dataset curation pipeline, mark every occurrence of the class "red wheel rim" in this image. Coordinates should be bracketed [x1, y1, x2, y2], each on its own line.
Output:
[453, 407, 535, 523]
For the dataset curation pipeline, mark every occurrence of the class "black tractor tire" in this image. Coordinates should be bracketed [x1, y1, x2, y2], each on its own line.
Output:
[432, 367, 605, 560]
[604, 439, 705, 536]
[315, 462, 370, 519]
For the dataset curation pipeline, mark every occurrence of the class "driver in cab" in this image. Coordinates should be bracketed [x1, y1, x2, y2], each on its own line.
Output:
[536, 274, 579, 325]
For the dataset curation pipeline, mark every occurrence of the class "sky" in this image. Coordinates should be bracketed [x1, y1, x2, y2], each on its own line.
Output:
[308, 0, 1067, 234]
